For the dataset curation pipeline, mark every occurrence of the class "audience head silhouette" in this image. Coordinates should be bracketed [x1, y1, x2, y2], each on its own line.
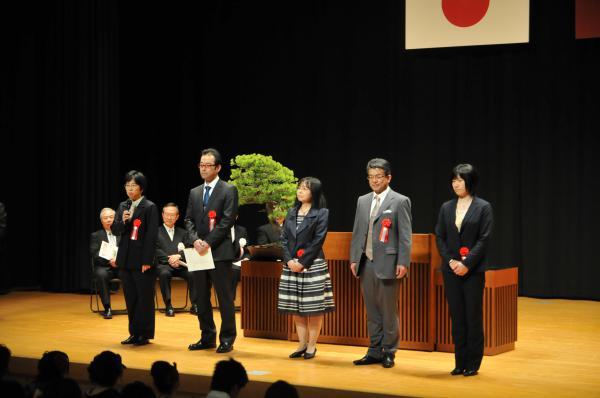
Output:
[88, 350, 125, 387]
[265, 380, 299, 398]
[121, 380, 157, 398]
[37, 350, 69, 382]
[151, 360, 179, 396]
[0, 344, 10, 379]
[42, 377, 82, 398]
[209, 358, 248, 398]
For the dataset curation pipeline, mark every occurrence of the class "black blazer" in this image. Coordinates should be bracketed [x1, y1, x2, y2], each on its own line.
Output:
[89, 229, 122, 267]
[184, 178, 239, 262]
[256, 223, 282, 245]
[281, 207, 329, 270]
[111, 197, 160, 270]
[155, 225, 188, 267]
[435, 197, 493, 273]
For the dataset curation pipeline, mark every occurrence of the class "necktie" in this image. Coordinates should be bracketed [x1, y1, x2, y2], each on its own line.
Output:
[168, 228, 174, 241]
[365, 195, 381, 261]
[108, 232, 115, 246]
[203, 186, 211, 208]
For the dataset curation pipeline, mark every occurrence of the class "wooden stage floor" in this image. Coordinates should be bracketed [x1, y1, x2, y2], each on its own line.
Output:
[1, 285, 599, 397]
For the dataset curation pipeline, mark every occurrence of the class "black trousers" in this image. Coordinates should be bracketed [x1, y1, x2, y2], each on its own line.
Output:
[193, 260, 236, 345]
[156, 264, 197, 305]
[119, 267, 156, 339]
[443, 270, 485, 371]
[93, 266, 119, 309]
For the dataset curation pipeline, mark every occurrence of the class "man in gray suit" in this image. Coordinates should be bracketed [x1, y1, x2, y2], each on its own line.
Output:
[350, 158, 412, 369]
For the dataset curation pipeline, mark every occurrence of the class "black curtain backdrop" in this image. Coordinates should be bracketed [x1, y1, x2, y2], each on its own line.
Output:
[1, 1, 599, 300]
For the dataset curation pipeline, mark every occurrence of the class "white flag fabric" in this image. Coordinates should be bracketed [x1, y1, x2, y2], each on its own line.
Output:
[406, 0, 530, 50]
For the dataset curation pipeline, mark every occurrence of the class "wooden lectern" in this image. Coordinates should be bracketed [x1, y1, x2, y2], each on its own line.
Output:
[240, 232, 517, 355]
[241, 232, 439, 350]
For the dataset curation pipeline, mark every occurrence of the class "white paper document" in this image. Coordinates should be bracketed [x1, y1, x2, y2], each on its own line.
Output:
[183, 247, 215, 271]
[99, 241, 118, 261]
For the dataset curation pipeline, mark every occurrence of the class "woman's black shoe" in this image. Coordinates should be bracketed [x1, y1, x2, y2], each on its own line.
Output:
[303, 348, 317, 360]
[289, 348, 307, 358]
[451, 368, 464, 375]
[463, 369, 478, 377]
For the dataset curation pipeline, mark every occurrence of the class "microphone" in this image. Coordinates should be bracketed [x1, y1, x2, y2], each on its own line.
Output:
[123, 199, 132, 222]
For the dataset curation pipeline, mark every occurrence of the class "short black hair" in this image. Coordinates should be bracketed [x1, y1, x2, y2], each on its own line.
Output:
[451, 163, 479, 195]
[37, 351, 69, 382]
[295, 177, 327, 209]
[210, 359, 248, 394]
[0, 344, 10, 378]
[124, 170, 148, 193]
[87, 351, 124, 387]
[201, 148, 222, 166]
[367, 158, 391, 176]
[151, 361, 179, 395]
[41, 377, 82, 398]
[121, 381, 156, 398]
[265, 380, 299, 398]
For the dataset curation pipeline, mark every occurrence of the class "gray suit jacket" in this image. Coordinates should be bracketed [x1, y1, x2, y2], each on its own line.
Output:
[350, 189, 412, 279]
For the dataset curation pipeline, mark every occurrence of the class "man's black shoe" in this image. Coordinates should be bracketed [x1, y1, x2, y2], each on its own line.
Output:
[353, 355, 382, 365]
[216, 342, 234, 353]
[188, 341, 216, 351]
[121, 335, 136, 345]
[166, 305, 175, 317]
[382, 352, 395, 368]
[133, 336, 149, 346]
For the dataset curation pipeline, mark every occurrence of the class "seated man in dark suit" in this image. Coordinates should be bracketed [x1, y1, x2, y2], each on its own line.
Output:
[256, 215, 284, 245]
[89, 208, 121, 319]
[155, 202, 197, 317]
[231, 219, 250, 301]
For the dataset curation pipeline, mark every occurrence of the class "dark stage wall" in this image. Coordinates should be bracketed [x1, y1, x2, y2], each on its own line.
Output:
[1, 1, 598, 299]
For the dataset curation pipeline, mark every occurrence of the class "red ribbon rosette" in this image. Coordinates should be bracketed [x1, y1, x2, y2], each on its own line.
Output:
[130, 219, 141, 241]
[296, 249, 305, 258]
[208, 210, 217, 231]
[459, 246, 469, 261]
[379, 218, 392, 243]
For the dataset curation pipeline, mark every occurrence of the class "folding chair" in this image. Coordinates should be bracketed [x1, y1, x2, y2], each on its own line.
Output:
[155, 276, 190, 313]
[89, 257, 127, 314]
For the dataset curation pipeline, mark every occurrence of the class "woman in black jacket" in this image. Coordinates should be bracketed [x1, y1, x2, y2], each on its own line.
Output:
[435, 164, 493, 377]
[111, 170, 159, 346]
[278, 177, 334, 360]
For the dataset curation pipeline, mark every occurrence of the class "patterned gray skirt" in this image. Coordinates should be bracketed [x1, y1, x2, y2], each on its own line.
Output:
[277, 259, 335, 315]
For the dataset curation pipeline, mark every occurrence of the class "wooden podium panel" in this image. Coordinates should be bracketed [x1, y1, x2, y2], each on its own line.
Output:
[242, 232, 438, 350]
[241, 261, 288, 339]
[435, 267, 518, 355]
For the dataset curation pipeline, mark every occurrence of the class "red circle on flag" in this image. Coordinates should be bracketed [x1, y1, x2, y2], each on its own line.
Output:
[442, 0, 490, 28]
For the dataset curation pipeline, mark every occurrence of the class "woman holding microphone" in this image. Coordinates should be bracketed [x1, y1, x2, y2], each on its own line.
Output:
[112, 170, 159, 346]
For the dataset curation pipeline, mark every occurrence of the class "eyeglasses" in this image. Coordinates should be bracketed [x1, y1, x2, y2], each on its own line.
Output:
[198, 163, 216, 169]
[367, 174, 387, 181]
[124, 183, 140, 189]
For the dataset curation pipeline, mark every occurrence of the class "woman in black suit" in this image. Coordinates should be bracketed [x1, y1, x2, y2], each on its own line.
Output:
[435, 164, 493, 377]
[278, 177, 334, 360]
[111, 170, 159, 346]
